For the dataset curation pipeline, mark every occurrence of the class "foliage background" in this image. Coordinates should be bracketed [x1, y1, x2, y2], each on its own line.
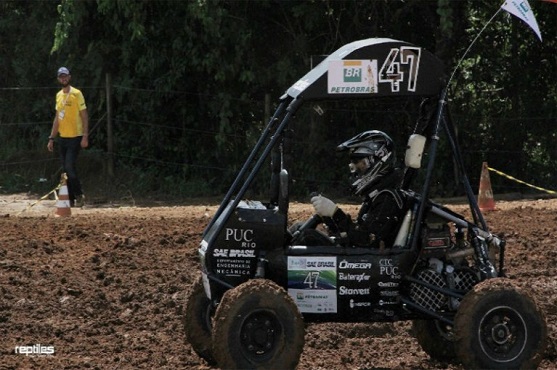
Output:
[1, 0, 556, 202]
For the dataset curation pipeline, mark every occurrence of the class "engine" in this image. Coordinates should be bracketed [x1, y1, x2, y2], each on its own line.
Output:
[409, 218, 479, 312]
[410, 260, 478, 312]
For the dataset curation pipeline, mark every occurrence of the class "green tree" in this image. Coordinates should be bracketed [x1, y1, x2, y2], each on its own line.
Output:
[2, 0, 556, 197]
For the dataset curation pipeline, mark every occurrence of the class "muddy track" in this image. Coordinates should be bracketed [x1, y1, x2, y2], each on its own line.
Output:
[1, 196, 556, 369]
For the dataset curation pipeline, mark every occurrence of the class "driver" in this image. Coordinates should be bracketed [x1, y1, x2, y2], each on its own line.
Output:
[309, 130, 407, 248]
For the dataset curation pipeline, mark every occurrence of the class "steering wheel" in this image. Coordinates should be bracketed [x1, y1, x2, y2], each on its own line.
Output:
[298, 214, 322, 231]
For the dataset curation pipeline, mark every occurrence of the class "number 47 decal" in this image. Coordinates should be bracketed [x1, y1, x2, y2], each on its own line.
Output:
[379, 47, 421, 93]
[304, 271, 320, 289]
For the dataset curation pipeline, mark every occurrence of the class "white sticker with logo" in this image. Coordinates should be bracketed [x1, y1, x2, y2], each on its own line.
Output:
[327, 47, 422, 95]
[328, 60, 378, 94]
[287, 256, 337, 314]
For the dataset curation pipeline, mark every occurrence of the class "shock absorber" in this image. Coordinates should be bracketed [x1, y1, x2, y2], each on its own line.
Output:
[470, 231, 497, 279]
[255, 251, 267, 278]
[444, 264, 460, 310]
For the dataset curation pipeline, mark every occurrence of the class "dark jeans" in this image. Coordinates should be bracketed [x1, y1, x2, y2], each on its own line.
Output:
[58, 137, 83, 201]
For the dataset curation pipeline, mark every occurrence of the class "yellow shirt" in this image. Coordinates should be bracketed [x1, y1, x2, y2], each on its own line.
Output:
[55, 87, 87, 138]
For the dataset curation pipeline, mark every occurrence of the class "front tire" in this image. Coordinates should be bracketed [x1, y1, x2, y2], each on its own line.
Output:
[454, 278, 547, 369]
[212, 279, 305, 369]
[184, 276, 215, 365]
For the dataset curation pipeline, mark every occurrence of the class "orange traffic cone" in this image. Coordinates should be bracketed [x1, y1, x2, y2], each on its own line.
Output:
[55, 173, 72, 217]
[478, 162, 496, 211]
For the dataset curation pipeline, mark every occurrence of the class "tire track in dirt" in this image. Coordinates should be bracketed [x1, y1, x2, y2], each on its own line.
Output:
[1, 197, 556, 368]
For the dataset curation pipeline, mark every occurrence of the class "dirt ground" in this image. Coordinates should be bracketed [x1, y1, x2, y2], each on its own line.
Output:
[1, 193, 557, 369]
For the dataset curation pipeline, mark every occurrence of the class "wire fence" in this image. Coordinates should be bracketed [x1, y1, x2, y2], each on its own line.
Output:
[1, 83, 554, 199]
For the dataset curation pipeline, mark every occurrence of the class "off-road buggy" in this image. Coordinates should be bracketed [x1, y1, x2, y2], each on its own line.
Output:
[184, 38, 547, 369]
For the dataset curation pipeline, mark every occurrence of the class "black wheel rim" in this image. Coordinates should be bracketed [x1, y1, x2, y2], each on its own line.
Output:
[239, 309, 282, 361]
[478, 305, 527, 363]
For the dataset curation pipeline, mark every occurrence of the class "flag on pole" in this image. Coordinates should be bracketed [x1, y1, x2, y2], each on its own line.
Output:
[501, 0, 542, 41]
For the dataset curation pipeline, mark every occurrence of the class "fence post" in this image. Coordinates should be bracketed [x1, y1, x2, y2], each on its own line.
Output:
[106, 73, 114, 177]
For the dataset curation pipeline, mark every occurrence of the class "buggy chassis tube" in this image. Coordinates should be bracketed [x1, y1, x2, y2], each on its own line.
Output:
[402, 275, 464, 326]
[400, 297, 454, 326]
[203, 98, 303, 288]
[202, 100, 288, 238]
[206, 273, 235, 290]
[404, 275, 465, 301]
[429, 202, 503, 249]
[441, 113, 488, 230]
[410, 90, 447, 251]
[409, 89, 491, 250]
[407, 191, 500, 243]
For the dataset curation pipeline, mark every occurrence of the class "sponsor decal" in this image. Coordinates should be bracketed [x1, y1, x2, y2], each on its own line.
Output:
[373, 308, 395, 316]
[292, 79, 310, 92]
[215, 258, 253, 276]
[288, 256, 337, 271]
[224, 228, 256, 248]
[288, 257, 306, 269]
[379, 299, 398, 306]
[288, 256, 337, 313]
[339, 260, 372, 270]
[378, 47, 422, 92]
[302, 293, 330, 300]
[213, 249, 255, 258]
[349, 299, 372, 308]
[379, 258, 400, 278]
[339, 286, 370, 295]
[215, 269, 251, 276]
[215, 260, 251, 269]
[307, 260, 335, 268]
[426, 237, 449, 248]
[378, 281, 399, 288]
[327, 47, 423, 95]
[338, 272, 370, 282]
[328, 60, 378, 94]
[379, 290, 399, 297]
[290, 290, 337, 313]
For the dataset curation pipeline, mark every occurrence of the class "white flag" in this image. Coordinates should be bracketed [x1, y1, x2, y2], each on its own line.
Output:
[501, 0, 542, 41]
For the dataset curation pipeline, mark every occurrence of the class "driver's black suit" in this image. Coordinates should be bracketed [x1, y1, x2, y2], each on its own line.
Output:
[293, 169, 407, 248]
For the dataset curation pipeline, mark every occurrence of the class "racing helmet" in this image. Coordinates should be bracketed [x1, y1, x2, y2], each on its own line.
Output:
[336, 130, 396, 195]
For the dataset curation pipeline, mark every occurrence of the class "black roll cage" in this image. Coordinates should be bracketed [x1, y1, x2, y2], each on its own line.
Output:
[202, 38, 489, 252]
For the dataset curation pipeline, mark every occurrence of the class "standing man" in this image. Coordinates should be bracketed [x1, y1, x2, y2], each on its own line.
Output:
[47, 66, 89, 207]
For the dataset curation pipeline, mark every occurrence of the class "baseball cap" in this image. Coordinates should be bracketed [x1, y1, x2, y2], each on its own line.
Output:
[57, 67, 70, 76]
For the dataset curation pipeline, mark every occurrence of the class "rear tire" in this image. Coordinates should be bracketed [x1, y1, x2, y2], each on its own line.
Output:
[184, 276, 215, 365]
[212, 279, 305, 369]
[454, 278, 547, 369]
[413, 319, 456, 361]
